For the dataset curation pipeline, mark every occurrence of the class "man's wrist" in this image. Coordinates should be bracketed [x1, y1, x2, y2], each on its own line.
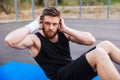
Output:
[27, 20, 40, 33]
[62, 25, 69, 32]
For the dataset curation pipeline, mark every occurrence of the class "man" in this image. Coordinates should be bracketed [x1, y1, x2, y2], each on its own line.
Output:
[5, 7, 120, 80]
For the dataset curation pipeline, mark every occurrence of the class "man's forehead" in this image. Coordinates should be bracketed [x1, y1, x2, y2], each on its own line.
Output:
[44, 16, 60, 20]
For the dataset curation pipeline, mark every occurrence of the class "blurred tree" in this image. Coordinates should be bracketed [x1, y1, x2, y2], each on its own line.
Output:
[37, 0, 43, 5]
[62, 0, 79, 6]
[48, 0, 55, 7]
[91, 0, 101, 5]
[58, 0, 62, 4]
[34, 0, 44, 6]
[0, 0, 11, 14]
[35, 0, 56, 7]
[34, 0, 69, 7]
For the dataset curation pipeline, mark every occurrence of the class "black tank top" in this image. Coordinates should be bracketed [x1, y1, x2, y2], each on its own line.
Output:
[34, 32, 72, 79]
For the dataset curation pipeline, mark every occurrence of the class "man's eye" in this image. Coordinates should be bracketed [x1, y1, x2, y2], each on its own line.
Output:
[45, 22, 50, 25]
[53, 23, 58, 26]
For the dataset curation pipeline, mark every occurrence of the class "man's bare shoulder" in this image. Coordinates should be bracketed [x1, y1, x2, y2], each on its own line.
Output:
[63, 32, 70, 40]
[28, 33, 40, 41]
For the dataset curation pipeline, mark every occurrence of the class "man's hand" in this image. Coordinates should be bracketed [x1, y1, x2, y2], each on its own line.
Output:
[37, 15, 43, 30]
[27, 15, 43, 33]
[59, 18, 67, 32]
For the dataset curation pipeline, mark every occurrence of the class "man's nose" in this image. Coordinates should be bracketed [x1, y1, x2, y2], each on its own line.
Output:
[49, 24, 54, 30]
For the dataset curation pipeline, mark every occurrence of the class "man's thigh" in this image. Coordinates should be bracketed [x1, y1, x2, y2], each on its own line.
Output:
[55, 47, 97, 80]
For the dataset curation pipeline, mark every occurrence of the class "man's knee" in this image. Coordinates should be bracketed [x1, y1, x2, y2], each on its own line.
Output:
[86, 48, 109, 69]
[95, 48, 110, 62]
[94, 48, 108, 59]
[97, 40, 112, 48]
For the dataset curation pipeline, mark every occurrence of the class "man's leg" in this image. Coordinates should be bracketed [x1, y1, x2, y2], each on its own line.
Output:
[86, 41, 120, 80]
[96, 40, 120, 64]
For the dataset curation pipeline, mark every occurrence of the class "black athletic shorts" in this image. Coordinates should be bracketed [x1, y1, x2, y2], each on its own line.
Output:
[54, 47, 97, 80]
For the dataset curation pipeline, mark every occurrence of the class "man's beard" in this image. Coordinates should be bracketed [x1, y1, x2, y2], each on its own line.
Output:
[43, 27, 59, 39]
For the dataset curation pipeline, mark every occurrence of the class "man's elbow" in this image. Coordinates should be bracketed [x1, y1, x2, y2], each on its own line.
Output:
[86, 32, 96, 45]
[4, 37, 16, 48]
[87, 37, 96, 46]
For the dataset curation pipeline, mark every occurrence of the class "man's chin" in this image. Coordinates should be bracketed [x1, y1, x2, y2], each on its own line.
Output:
[46, 35, 55, 39]
[44, 31, 58, 39]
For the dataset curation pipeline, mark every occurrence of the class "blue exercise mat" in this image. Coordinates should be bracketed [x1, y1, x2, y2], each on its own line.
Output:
[0, 61, 100, 80]
[92, 76, 100, 80]
[0, 52, 99, 80]
[0, 61, 50, 80]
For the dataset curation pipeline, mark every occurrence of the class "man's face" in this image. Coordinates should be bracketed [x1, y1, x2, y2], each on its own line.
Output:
[42, 16, 60, 39]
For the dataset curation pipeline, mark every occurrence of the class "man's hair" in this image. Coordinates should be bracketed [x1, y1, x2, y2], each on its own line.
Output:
[42, 7, 60, 17]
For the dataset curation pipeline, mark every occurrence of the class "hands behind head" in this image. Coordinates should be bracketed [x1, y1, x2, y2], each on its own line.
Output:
[36, 15, 43, 30]
[59, 18, 67, 32]
[40, 15, 43, 23]
[36, 16, 67, 31]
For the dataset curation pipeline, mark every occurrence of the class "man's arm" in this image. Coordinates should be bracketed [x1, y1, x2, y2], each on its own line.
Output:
[59, 19, 96, 45]
[5, 17, 41, 49]
[5, 26, 32, 49]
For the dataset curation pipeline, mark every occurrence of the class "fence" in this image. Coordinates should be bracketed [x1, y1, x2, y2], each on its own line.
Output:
[10, 0, 120, 20]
